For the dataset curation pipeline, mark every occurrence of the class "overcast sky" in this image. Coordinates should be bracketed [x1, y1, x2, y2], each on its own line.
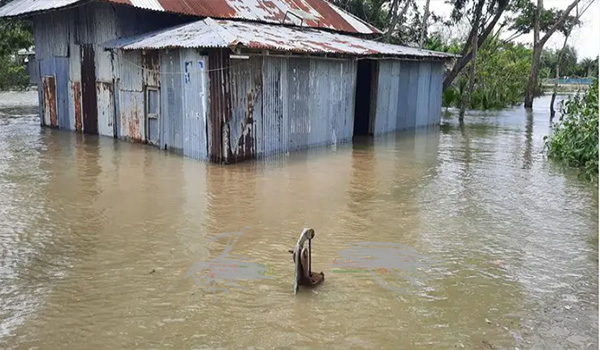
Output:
[416, 0, 599, 60]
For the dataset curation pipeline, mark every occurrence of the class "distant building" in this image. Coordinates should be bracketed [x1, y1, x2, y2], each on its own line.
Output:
[0, 0, 455, 163]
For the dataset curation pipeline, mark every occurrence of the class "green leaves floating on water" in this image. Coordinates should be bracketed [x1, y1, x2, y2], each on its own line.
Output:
[545, 79, 599, 182]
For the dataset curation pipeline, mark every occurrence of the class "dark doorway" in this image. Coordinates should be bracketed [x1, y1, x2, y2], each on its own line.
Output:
[354, 59, 376, 136]
[81, 44, 98, 135]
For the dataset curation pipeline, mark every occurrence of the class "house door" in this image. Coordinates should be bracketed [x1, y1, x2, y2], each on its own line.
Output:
[354, 59, 377, 136]
[81, 44, 98, 134]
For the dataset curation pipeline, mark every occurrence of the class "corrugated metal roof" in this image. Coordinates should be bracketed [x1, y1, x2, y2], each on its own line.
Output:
[0, 0, 81, 17]
[104, 18, 456, 59]
[0, 0, 381, 35]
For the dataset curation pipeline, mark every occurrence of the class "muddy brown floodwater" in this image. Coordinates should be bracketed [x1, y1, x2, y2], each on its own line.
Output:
[0, 91, 597, 350]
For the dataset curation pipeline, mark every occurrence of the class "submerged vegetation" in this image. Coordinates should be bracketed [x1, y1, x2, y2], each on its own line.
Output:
[545, 79, 598, 181]
[440, 38, 532, 110]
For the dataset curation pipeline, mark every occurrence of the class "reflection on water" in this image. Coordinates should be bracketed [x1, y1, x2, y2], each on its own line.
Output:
[0, 93, 597, 349]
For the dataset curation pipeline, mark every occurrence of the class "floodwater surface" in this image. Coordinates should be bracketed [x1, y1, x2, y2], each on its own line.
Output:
[0, 91, 597, 349]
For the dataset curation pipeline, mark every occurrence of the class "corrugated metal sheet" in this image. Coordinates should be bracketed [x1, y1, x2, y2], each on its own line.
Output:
[372, 60, 443, 135]
[119, 90, 144, 142]
[257, 56, 355, 157]
[0, 0, 380, 34]
[39, 57, 70, 129]
[96, 81, 115, 136]
[70, 81, 83, 131]
[105, 18, 455, 59]
[416, 61, 431, 128]
[428, 62, 443, 126]
[181, 49, 209, 160]
[208, 49, 232, 163]
[42, 76, 57, 127]
[229, 56, 262, 162]
[159, 49, 183, 151]
[260, 56, 288, 157]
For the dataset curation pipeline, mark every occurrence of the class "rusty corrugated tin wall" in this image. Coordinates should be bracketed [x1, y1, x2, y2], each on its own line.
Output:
[208, 49, 232, 163]
[373, 60, 443, 135]
[31, 2, 187, 137]
[228, 55, 262, 162]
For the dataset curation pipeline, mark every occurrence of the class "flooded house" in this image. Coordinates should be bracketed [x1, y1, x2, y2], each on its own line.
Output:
[0, 0, 454, 163]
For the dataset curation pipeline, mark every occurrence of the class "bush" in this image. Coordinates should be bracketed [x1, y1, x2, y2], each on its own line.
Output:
[545, 79, 599, 181]
[0, 56, 30, 90]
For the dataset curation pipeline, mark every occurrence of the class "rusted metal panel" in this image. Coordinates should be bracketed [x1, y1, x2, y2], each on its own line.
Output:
[159, 49, 183, 152]
[81, 44, 98, 134]
[119, 90, 144, 142]
[72, 81, 83, 131]
[32, 11, 70, 60]
[0, 0, 381, 35]
[181, 49, 209, 160]
[42, 76, 58, 127]
[107, 18, 454, 60]
[119, 50, 143, 92]
[208, 48, 232, 163]
[96, 82, 115, 136]
[142, 50, 160, 87]
[229, 55, 262, 162]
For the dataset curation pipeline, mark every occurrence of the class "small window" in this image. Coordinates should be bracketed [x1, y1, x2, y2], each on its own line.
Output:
[147, 87, 159, 118]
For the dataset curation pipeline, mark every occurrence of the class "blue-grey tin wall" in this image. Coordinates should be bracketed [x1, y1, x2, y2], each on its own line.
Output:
[181, 49, 209, 160]
[159, 49, 208, 160]
[160, 50, 183, 152]
[373, 60, 443, 135]
[39, 57, 70, 130]
[256, 56, 356, 158]
[416, 61, 432, 128]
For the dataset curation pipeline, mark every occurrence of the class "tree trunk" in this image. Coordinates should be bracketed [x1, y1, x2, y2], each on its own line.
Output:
[443, 0, 508, 91]
[459, 31, 479, 121]
[524, 0, 581, 108]
[419, 0, 431, 47]
[384, 0, 401, 41]
[550, 64, 558, 118]
[550, 26, 572, 118]
[524, 43, 542, 108]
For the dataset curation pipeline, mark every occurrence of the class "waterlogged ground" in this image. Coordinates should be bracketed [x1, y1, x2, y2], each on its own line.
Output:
[0, 92, 597, 349]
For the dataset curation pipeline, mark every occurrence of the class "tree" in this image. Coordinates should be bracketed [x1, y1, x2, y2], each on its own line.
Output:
[442, 0, 510, 91]
[521, 0, 583, 108]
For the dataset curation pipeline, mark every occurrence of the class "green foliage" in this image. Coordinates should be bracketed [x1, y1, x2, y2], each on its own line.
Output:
[444, 37, 532, 110]
[0, 17, 33, 90]
[508, 0, 581, 37]
[545, 79, 599, 181]
[539, 46, 595, 79]
[0, 55, 30, 90]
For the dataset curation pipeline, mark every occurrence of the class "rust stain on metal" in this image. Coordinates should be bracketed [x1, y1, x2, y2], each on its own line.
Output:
[208, 48, 232, 164]
[42, 76, 58, 127]
[72, 81, 82, 132]
[142, 50, 160, 87]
